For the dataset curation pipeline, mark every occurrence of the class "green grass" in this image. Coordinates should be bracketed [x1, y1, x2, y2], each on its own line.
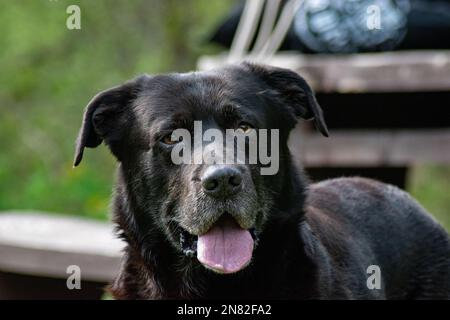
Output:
[409, 165, 450, 232]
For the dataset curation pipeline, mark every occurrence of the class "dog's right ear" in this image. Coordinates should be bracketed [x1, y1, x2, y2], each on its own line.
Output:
[73, 77, 145, 167]
[242, 62, 329, 137]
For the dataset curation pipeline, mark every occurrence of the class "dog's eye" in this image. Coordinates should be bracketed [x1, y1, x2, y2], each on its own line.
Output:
[161, 133, 183, 145]
[237, 122, 254, 133]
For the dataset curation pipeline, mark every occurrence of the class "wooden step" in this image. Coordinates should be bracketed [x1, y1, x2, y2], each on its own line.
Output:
[289, 128, 450, 167]
[198, 51, 450, 93]
[0, 212, 124, 282]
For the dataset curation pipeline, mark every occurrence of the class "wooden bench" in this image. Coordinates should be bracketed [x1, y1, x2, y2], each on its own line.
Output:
[198, 51, 450, 93]
[0, 211, 125, 299]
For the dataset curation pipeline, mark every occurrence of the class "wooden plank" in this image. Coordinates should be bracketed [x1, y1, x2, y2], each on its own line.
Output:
[0, 212, 124, 282]
[288, 128, 450, 167]
[198, 51, 450, 93]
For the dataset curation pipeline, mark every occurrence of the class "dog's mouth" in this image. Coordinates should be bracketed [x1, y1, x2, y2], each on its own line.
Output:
[180, 215, 259, 274]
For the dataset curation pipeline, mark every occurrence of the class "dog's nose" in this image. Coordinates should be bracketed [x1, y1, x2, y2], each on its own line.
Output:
[201, 165, 242, 198]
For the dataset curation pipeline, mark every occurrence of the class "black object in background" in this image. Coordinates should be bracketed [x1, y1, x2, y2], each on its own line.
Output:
[209, 0, 450, 53]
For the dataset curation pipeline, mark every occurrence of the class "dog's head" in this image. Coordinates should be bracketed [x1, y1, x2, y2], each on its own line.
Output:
[74, 63, 327, 274]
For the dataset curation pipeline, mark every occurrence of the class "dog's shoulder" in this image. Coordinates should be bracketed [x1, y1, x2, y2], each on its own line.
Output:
[304, 177, 389, 228]
[304, 176, 446, 234]
[305, 176, 422, 220]
[307, 176, 394, 203]
[303, 176, 450, 267]
[306, 176, 440, 220]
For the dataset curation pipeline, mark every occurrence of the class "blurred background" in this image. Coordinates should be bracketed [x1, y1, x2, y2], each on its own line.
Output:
[0, 0, 449, 299]
[0, 0, 233, 220]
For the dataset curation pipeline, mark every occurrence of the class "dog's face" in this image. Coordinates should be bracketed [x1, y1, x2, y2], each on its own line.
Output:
[74, 63, 327, 274]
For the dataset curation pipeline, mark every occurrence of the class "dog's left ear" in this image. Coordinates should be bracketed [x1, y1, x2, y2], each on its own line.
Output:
[73, 76, 146, 167]
[243, 63, 329, 137]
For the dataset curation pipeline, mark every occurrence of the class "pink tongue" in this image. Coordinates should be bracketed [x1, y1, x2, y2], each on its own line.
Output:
[197, 217, 254, 274]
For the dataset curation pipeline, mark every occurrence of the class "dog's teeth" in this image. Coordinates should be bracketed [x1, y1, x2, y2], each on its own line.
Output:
[180, 231, 197, 257]
[183, 249, 196, 257]
[250, 228, 259, 245]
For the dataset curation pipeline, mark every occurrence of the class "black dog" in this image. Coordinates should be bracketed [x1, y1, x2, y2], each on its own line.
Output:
[74, 63, 450, 299]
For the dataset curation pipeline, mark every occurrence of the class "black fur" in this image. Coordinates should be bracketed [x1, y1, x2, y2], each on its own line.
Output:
[74, 63, 450, 299]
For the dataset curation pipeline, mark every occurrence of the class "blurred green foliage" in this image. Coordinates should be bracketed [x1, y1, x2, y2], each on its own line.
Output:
[409, 165, 450, 232]
[0, 0, 233, 220]
[0, 0, 448, 232]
